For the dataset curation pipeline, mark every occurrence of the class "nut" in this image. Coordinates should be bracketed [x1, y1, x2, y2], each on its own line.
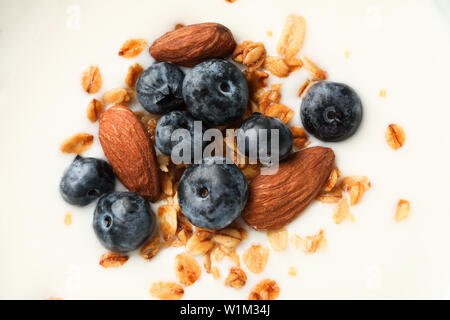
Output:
[242, 147, 335, 230]
[385, 124, 406, 150]
[174, 253, 202, 287]
[81, 66, 102, 94]
[150, 22, 236, 67]
[225, 267, 247, 289]
[99, 105, 161, 201]
[248, 279, 280, 300]
[60, 133, 93, 154]
[277, 15, 306, 58]
[150, 282, 184, 300]
[118, 39, 147, 58]
[99, 252, 128, 268]
[242, 244, 269, 274]
[395, 199, 410, 222]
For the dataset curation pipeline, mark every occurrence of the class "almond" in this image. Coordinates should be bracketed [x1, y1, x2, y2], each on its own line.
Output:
[150, 22, 236, 67]
[242, 147, 335, 230]
[99, 105, 160, 201]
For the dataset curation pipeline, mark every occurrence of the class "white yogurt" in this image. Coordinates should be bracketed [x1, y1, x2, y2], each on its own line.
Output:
[1, 0, 450, 299]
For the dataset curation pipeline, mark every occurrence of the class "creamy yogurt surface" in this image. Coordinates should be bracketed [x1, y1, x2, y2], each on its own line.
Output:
[1, 0, 450, 299]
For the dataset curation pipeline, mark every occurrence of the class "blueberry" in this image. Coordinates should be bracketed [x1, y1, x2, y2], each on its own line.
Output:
[93, 192, 156, 253]
[60, 156, 115, 206]
[155, 111, 206, 162]
[300, 81, 362, 142]
[136, 62, 185, 114]
[182, 59, 248, 126]
[237, 113, 293, 165]
[178, 157, 248, 230]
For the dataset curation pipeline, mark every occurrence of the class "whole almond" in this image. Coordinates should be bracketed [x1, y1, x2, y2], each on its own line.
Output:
[150, 22, 236, 67]
[99, 105, 160, 201]
[242, 147, 335, 230]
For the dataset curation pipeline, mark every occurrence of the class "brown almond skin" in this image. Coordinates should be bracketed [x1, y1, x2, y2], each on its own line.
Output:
[99, 105, 161, 202]
[150, 22, 236, 67]
[242, 147, 335, 230]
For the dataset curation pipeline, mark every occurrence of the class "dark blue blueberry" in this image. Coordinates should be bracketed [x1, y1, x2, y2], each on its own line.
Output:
[182, 59, 248, 126]
[60, 156, 115, 206]
[136, 62, 185, 114]
[237, 113, 293, 165]
[155, 111, 206, 162]
[93, 192, 156, 253]
[178, 157, 248, 230]
[300, 81, 362, 142]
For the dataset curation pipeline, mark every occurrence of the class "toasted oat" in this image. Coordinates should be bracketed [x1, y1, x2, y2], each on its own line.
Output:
[186, 233, 214, 256]
[290, 126, 309, 149]
[379, 89, 386, 98]
[99, 252, 129, 268]
[144, 117, 158, 144]
[233, 41, 266, 72]
[81, 66, 102, 94]
[212, 266, 220, 279]
[277, 15, 306, 58]
[297, 79, 311, 97]
[243, 244, 269, 274]
[263, 56, 290, 77]
[175, 253, 202, 286]
[244, 70, 269, 100]
[150, 282, 184, 300]
[212, 234, 241, 248]
[248, 279, 280, 300]
[158, 205, 177, 241]
[118, 38, 147, 58]
[228, 249, 241, 266]
[345, 50, 350, 58]
[284, 57, 303, 72]
[316, 185, 344, 204]
[60, 133, 93, 154]
[225, 267, 247, 289]
[125, 63, 144, 89]
[299, 56, 327, 80]
[64, 212, 72, 226]
[267, 228, 288, 252]
[102, 88, 131, 106]
[264, 103, 294, 123]
[340, 176, 371, 205]
[395, 199, 410, 222]
[174, 23, 185, 30]
[385, 124, 406, 150]
[323, 167, 341, 192]
[157, 154, 170, 172]
[241, 164, 261, 181]
[267, 30, 273, 37]
[291, 229, 327, 254]
[140, 235, 161, 260]
[211, 245, 226, 262]
[86, 99, 104, 122]
[288, 266, 297, 277]
[160, 172, 174, 198]
[203, 252, 212, 273]
[333, 198, 355, 224]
